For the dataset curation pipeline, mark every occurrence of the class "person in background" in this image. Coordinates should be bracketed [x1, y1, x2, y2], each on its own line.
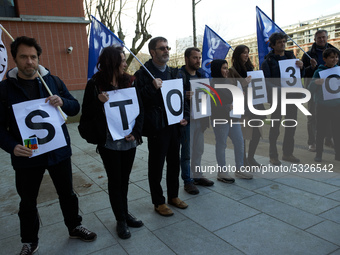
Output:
[177, 47, 213, 195]
[302, 29, 340, 152]
[261, 32, 304, 166]
[80, 46, 144, 239]
[229, 45, 265, 169]
[134, 37, 188, 217]
[0, 36, 97, 255]
[308, 48, 340, 162]
[210, 59, 253, 183]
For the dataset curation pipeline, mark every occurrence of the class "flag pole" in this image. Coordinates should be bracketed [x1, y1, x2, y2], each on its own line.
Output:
[122, 45, 155, 80]
[257, 7, 312, 60]
[0, 25, 67, 121]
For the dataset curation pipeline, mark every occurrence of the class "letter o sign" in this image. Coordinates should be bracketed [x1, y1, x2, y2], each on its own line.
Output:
[166, 89, 183, 116]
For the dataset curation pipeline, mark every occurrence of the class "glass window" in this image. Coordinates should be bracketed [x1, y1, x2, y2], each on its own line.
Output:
[0, 0, 16, 17]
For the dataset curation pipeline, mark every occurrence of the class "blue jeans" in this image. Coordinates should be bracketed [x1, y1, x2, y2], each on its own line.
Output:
[180, 120, 205, 183]
[180, 124, 192, 184]
[212, 121, 244, 170]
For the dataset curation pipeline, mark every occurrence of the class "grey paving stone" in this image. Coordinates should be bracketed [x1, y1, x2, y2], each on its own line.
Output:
[207, 179, 255, 201]
[118, 228, 176, 255]
[306, 220, 340, 246]
[72, 171, 103, 196]
[0, 213, 19, 239]
[231, 177, 274, 191]
[37, 201, 64, 227]
[154, 219, 243, 255]
[77, 191, 111, 214]
[273, 176, 339, 196]
[215, 213, 338, 255]
[319, 205, 340, 224]
[95, 208, 144, 239]
[176, 192, 259, 232]
[327, 190, 340, 202]
[127, 183, 150, 201]
[0, 236, 22, 255]
[125, 197, 187, 232]
[240, 194, 323, 229]
[255, 183, 340, 214]
[38, 213, 116, 255]
[90, 244, 128, 255]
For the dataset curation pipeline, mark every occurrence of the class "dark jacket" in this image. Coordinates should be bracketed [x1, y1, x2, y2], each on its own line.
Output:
[261, 50, 304, 102]
[177, 65, 209, 130]
[79, 76, 143, 145]
[302, 42, 340, 87]
[210, 60, 233, 120]
[134, 59, 188, 137]
[0, 65, 80, 168]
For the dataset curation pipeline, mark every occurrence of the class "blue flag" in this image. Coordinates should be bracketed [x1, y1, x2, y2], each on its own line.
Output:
[256, 6, 284, 67]
[201, 25, 231, 78]
[88, 16, 124, 80]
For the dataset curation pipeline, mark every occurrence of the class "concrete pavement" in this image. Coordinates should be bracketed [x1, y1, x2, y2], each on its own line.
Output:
[0, 122, 339, 255]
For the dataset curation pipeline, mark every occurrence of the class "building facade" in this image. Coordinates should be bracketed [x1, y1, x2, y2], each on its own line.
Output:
[226, 12, 340, 70]
[0, 0, 89, 121]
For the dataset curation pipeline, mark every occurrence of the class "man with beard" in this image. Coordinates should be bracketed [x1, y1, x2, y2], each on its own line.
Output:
[302, 30, 340, 152]
[134, 37, 189, 217]
[177, 47, 213, 195]
[0, 36, 97, 255]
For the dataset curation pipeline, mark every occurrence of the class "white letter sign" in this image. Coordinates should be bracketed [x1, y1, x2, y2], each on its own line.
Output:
[104, 87, 140, 140]
[319, 66, 340, 101]
[247, 70, 268, 105]
[190, 78, 211, 119]
[161, 79, 184, 125]
[279, 59, 303, 88]
[12, 98, 66, 157]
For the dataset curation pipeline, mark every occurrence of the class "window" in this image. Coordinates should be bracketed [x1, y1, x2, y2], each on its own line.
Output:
[0, 0, 16, 17]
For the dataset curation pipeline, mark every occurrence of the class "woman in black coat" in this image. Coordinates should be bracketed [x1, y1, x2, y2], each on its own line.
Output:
[79, 46, 144, 239]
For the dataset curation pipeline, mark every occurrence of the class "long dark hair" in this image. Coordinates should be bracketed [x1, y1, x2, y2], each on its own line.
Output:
[232, 45, 254, 78]
[93, 46, 133, 91]
[211, 59, 228, 78]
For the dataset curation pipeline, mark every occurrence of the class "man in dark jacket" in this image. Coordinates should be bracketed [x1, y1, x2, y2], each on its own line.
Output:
[301, 30, 340, 152]
[134, 36, 188, 217]
[0, 36, 96, 255]
[177, 47, 213, 195]
[261, 32, 304, 166]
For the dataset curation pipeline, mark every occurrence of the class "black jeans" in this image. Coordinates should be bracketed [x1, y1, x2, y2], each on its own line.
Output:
[147, 125, 180, 206]
[315, 104, 340, 158]
[269, 103, 298, 158]
[97, 146, 136, 221]
[15, 158, 81, 244]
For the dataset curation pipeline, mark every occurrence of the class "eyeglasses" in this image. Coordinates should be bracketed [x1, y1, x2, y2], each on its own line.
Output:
[155, 46, 171, 51]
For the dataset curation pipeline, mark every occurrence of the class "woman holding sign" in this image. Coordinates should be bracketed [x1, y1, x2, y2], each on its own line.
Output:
[79, 46, 144, 239]
[308, 48, 340, 162]
[230, 45, 265, 169]
[210, 59, 253, 183]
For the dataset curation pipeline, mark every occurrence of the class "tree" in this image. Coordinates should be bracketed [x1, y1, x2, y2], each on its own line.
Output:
[192, 0, 202, 47]
[84, 0, 155, 66]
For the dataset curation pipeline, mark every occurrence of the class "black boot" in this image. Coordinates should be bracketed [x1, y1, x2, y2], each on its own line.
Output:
[116, 220, 131, 239]
[126, 213, 144, 228]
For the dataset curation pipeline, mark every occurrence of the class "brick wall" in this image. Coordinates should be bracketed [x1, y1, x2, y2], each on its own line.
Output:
[1, 21, 89, 90]
[16, 0, 84, 17]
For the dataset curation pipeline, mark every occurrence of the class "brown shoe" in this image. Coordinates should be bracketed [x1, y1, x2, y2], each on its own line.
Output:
[184, 183, 199, 195]
[168, 197, 188, 209]
[154, 204, 174, 217]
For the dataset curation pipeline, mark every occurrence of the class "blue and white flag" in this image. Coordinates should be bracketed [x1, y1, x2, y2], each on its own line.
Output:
[256, 6, 284, 67]
[201, 25, 231, 78]
[0, 28, 8, 81]
[88, 16, 124, 80]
